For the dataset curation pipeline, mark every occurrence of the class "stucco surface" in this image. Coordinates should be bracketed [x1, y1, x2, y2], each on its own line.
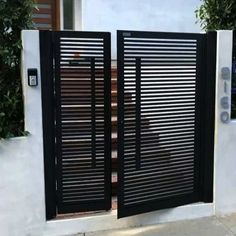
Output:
[0, 30, 236, 236]
[82, 0, 201, 58]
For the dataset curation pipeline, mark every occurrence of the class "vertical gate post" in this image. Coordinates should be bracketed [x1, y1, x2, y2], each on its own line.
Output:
[21, 30, 47, 221]
[39, 31, 57, 220]
[200, 32, 217, 203]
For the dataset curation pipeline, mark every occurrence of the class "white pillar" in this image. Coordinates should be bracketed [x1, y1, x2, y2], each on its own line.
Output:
[21, 30, 46, 233]
[21, 30, 43, 135]
[214, 30, 236, 215]
[74, 0, 83, 30]
[0, 29, 46, 236]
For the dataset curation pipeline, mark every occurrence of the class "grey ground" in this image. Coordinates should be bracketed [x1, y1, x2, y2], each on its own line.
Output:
[70, 213, 236, 236]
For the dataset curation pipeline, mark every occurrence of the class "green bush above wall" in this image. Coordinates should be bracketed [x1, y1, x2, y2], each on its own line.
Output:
[0, 0, 34, 139]
[196, 0, 236, 31]
[196, 0, 236, 119]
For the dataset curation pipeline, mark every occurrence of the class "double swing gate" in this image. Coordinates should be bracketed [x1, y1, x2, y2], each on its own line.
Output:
[40, 30, 216, 220]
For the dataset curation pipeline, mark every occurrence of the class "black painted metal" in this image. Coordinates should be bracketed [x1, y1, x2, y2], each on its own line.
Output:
[41, 29, 215, 220]
[91, 57, 96, 168]
[135, 58, 141, 170]
[41, 31, 111, 218]
[200, 32, 217, 202]
[117, 30, 216, 218]
[40, 31, 57, 220]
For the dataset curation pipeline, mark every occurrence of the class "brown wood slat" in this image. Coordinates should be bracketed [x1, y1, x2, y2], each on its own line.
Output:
[33, 8, 51, 14]
[35, 0, 51, 3]
[33, 18, 52, 24]
[33, 0, 60, 30]
[37, 27, 51, 30]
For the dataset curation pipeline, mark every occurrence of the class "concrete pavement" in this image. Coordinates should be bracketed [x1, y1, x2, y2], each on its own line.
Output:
[70, 213, 236, 236]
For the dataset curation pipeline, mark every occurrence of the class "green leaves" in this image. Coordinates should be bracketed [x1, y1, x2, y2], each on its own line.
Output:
[196, 1, 236, 119]
[0, 0, 34, 139]
[196, 0, 236, 31]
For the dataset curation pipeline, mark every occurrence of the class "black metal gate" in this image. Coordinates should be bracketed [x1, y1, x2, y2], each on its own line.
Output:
[40, 31, 111, 219]
[117, 30, 216, 218]
[41, 30, 215, 220]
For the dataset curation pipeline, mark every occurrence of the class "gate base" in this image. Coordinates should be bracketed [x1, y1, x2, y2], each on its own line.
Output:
[44, 203, 213, 235]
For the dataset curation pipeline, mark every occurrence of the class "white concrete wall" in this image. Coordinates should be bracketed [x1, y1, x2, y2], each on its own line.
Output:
[1, 30, 236, 236]
[81, 0, 201, 58]
[214, 31, 236, 215]
[0, 30, 46, 236]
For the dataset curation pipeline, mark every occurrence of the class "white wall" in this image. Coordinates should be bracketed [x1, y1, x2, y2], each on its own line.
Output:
[81, 0, 201, 58]
[1, 30, 236, 236]
[214, 31, 236, 215]
[0, 30, 46, 236]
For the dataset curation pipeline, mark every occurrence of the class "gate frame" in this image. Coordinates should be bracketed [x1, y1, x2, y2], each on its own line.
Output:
[40, 31, 57, 220]
[40, 29, 216, 220]
[117, 30, 217, 218]
[199, 31, 217, 203]
[40, 30, 112, 220]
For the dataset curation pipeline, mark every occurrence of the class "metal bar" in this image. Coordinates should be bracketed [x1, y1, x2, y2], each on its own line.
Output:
[117, 30, 125, 219]
[120, 30, 203, 39]
[103, 32, 112, 210]
[53, 31, 64, 208]
[200, 31, 217, 202]
[91, 57, 96, 168]
[193, 34, 207, 200]
[136, 58, 141, 170]
[40, 30, 57, 220]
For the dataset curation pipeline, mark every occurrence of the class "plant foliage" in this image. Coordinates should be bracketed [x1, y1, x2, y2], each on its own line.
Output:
[0, 0, 34, 139]
[196, 0, 236, 31]
[196, 0, 236, 118]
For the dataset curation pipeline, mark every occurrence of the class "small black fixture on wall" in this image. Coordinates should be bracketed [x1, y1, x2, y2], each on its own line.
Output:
[28, 68, 38, 86]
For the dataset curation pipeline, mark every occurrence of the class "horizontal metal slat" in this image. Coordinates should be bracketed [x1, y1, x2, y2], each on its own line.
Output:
[124, 185, 194, 202]
[62, 197, 105, 203]
[124, 162, 194, 176]
[124, 47, 196, 52]
[62, 176, 105, 182]
[123, 149, 194, 161]
[124, 177, 194, 192]
[124, 144, 194, 154]
[123, 171, 194, 188]
[124, 153, 194, 166]
[124, 170, 194, 185]
[124, 39, 196, 44]
[124, 192, 193, 206]
[62, 179, 105, 186]
[124, 181, 194, 196]
[62, 190, 105, 198]
[124, 43, 197, 48]
[124, 51, 196, 55]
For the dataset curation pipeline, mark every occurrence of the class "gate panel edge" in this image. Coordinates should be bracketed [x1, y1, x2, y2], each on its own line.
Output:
[40, 30, 57, 220]
[200, 31, 217, 203]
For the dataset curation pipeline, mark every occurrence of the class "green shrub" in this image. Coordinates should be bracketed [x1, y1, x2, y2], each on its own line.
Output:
[0, 0, 34, 139]
[195, 0, 236, 50]
[196, 0, 236, 118]
[196, 0, 236, 31]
